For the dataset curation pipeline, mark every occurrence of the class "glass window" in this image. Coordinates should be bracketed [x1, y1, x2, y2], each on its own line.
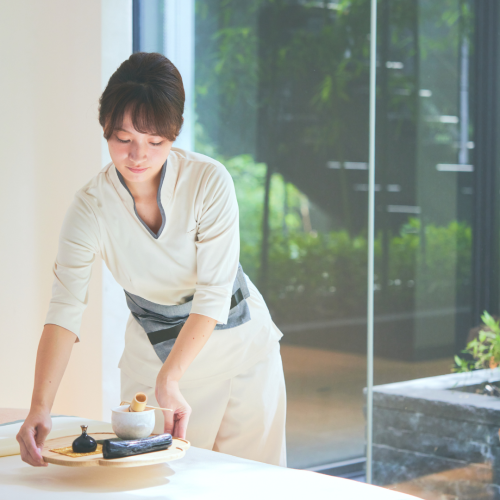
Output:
[371, 2, 490, 498]
[195, 0, 371, 469]
[133, 1, 500, 491]
[135, 0, 372, 470]
[373, 0, 473, 366]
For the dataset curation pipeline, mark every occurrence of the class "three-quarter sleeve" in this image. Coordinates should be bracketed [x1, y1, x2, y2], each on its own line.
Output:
[44, 194, 101, 340]
[190, 165, 240, 324]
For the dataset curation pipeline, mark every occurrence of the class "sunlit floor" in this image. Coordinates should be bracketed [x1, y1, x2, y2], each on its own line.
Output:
[281, 344, 452, 469]
[386, 464, 492, 500]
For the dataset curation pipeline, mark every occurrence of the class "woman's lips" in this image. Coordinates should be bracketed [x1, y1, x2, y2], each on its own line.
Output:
[127, 166, 148, 174]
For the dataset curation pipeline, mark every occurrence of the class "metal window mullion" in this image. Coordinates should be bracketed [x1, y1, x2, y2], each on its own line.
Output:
[366, 0, 378, 485]
[132, 0, 141, 53]
[472, 0, 500, 324]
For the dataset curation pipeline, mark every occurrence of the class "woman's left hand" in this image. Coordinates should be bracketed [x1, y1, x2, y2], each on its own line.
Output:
[155, 378, 191, 439]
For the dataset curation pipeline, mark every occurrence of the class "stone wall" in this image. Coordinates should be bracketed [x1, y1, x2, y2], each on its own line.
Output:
[370, 370, 500, 499]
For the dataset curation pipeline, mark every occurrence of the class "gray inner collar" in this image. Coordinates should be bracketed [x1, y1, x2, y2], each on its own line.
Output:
[115, 161, 167, 239]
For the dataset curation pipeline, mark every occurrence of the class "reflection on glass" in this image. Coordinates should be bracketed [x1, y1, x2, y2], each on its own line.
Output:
[195, 0, 371, 468]
[133, 0, 500, 489]
[372, 1, 480, 498]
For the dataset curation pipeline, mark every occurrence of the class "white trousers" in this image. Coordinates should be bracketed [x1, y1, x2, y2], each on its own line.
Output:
[120, 344, 287, 467]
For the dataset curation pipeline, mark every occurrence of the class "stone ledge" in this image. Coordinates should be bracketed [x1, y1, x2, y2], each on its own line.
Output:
[370, 369, 500, 426]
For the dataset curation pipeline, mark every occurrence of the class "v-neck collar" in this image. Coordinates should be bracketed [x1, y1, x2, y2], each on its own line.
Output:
[115, 161, 167, 239]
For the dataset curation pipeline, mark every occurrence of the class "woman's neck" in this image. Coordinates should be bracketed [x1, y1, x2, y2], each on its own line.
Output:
[125, 167, 163, 203]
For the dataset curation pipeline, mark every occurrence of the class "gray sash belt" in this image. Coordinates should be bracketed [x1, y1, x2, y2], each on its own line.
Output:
[124, 264, 251, 363]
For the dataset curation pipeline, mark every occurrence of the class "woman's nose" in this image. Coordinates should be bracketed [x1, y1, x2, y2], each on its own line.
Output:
[129, 142, 147, 163]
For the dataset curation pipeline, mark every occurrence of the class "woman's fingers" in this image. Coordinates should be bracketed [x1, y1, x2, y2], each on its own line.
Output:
[163, 409, 175, 436]
[17, 429, 47, 467]
[173, 411, 190, 439]
[34, 421, 51, 451]
[16, 413, 52, 467]
[156, 380, 192, 438]
[33, 421, 51, 466]
[27, 433, 48, 467]
[17, 434, 33, 465]
[164, 407, 191, 438]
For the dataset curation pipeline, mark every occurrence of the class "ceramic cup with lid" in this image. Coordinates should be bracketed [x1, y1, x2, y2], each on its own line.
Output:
[111, 405, 155, 440]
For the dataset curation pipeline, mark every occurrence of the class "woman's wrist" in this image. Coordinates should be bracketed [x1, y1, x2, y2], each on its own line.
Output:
[29, 402, 51, 416]
[157, 368, 182, 385]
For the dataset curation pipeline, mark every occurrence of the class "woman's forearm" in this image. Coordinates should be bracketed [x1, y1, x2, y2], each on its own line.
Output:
[30, 324, 76, 413]
[17, 324, 76, 467]
[157, 313, 217, 383]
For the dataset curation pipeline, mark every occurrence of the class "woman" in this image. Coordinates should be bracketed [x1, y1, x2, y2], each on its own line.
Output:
[16, 52, 286, 467]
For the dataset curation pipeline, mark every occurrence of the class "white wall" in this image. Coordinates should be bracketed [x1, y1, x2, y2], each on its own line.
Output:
[0, 0, 131, 421]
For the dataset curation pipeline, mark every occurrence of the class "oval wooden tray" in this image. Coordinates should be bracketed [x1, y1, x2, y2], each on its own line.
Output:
[42, 432, 190, 468]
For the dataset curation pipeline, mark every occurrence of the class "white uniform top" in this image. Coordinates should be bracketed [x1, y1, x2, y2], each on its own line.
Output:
[45, 147, 281, 388]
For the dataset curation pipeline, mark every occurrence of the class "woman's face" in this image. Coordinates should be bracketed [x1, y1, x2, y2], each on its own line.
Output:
[107, 110, 174, 184]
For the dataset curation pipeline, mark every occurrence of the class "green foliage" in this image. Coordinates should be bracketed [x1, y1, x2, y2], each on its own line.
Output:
[195, 0, 471, 159]
[264, 216, 471, 323]
[215, 152, 472, 323]
[416, 220, 472, 309]
[222, 155, 304, 279]
[453, 355, 474, 373]
[195, 0, 373, 157]
[193, 1, 473, 325]
[266, 229, 370, 321]
[215, 152, 473, 324]
[453, 312, 500, 373]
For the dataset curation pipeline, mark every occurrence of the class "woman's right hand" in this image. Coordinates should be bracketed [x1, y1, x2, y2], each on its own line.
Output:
[16, 409, 52, 467]
[16, 325, 76, 467]
[155, 378, 191, 439]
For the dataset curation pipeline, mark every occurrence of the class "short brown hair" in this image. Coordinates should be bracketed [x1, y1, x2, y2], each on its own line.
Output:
[99, 52, 185, 141]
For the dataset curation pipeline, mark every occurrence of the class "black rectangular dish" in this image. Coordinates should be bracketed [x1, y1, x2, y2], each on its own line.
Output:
[101, 433, 173, 459]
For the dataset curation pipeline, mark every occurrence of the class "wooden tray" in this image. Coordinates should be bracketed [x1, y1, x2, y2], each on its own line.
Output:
[42, 432, 190, 468]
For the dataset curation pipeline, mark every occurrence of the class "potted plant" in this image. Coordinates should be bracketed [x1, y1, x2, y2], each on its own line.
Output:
[454, 311, 500, 373]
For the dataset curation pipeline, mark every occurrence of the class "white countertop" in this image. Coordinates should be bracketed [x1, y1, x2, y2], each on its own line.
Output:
[0, 446, 423, 500]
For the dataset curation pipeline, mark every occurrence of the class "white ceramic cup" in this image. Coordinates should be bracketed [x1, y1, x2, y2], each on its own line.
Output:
[111, 405, 155, 440]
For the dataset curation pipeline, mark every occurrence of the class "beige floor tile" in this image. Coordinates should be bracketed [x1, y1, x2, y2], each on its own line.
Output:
[281, 344, 452, 469]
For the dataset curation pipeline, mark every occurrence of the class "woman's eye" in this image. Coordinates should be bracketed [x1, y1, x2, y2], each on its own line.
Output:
[117, 138, 130, 144]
